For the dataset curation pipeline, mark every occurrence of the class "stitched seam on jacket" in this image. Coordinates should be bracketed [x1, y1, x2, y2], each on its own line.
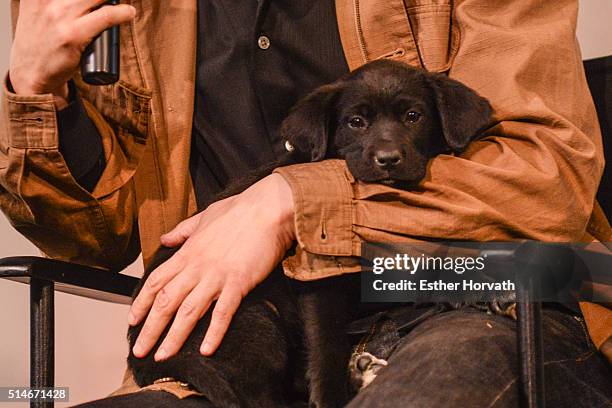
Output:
[400, 0, 425, 69]
[353, 0, 369, 64]
[130, 0, 168, 234]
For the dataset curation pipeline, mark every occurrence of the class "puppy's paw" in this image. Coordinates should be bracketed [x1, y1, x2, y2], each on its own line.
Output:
[348, 351, 388, 391]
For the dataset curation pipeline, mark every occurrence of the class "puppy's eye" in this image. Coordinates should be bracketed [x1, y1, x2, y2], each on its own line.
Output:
[404, 111, 422, 123]
[348, 116, 367, 129]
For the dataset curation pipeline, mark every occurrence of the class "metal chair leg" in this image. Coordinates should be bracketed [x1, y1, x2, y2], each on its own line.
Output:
[517, 278, 544, 408]
[30, 278, 54, 408]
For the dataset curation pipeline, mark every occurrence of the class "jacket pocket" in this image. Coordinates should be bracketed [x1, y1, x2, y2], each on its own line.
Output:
[404, 0, 458, 72]
[76, 78, 152, 142]
[72, 78, 152, 198]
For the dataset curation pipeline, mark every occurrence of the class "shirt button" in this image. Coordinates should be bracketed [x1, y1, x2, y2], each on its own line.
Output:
[258, 35, 271, 50]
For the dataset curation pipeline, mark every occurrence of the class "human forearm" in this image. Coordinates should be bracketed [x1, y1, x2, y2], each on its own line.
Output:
[276, 119, 603, 279]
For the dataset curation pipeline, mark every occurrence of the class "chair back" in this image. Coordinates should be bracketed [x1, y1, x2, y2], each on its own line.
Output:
[584, 56, 612, 219]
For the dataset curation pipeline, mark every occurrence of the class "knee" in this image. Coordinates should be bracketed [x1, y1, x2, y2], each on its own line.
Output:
[347, 310, 520, 408]
[390, 310, 516, 375]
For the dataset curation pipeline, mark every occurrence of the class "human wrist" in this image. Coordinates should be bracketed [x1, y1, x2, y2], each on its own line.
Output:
[262, 173, 296, 245]
[8, 71, 69, 110]
[53, 86, 71, 111]
[278, 175, 296, 243]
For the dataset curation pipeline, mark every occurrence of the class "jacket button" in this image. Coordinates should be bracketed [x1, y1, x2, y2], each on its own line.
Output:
[258, 35, 271, 50]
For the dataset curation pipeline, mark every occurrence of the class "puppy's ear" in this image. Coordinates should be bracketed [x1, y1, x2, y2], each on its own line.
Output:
[428, 74, 493, 152]
[280, 83, 342, 162]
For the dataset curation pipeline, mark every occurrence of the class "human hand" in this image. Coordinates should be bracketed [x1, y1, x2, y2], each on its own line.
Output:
[129, 174, 295, 361]
[9, 0, 136, 109]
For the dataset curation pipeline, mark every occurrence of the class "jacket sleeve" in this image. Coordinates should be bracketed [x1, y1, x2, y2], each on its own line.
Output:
[0, 1, 144, 270]
[274, 0, 606, 281]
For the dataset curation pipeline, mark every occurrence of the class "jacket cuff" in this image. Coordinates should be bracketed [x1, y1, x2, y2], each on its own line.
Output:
[275, 160, 363, 280]
[274, 159, 357, 263]
[3, 73, 58, 149]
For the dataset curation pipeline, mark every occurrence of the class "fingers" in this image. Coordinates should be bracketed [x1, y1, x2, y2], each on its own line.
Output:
[154, 283, 217, 361]
[161, 215, 201, 247]
[75, 4, 136, 41]
[128, 250, 187, 326]
[46, 0, 106, 16]
[72, 0, 109, 13]
[200, 288, 243, 356]
[132, 269, 199, 358]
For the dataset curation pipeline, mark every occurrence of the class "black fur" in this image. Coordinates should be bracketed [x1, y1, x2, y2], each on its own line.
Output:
[93, 60, 493, 408]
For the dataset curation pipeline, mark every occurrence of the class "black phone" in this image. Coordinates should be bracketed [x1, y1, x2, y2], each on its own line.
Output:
[80, 0, 120, 85]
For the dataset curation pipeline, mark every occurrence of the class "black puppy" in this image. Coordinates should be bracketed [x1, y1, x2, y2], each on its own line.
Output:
[80, 60, 492, 408]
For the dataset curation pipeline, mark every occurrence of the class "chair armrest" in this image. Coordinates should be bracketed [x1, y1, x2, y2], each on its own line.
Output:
[0, 256, 139, 305]
[450, 241, 612, 303]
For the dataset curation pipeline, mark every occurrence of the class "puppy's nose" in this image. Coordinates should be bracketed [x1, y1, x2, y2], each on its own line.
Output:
[374, 149, 402, 169]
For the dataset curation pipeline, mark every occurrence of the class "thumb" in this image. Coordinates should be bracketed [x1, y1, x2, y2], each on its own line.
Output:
[160, 215, 200, 247]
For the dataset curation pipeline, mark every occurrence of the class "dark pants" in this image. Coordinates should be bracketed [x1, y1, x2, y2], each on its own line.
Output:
[347, 307, 612, 408]
[76, 307, 611, 408]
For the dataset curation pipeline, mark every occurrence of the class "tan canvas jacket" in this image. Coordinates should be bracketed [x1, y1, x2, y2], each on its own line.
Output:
[2, 0, 611, 388]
